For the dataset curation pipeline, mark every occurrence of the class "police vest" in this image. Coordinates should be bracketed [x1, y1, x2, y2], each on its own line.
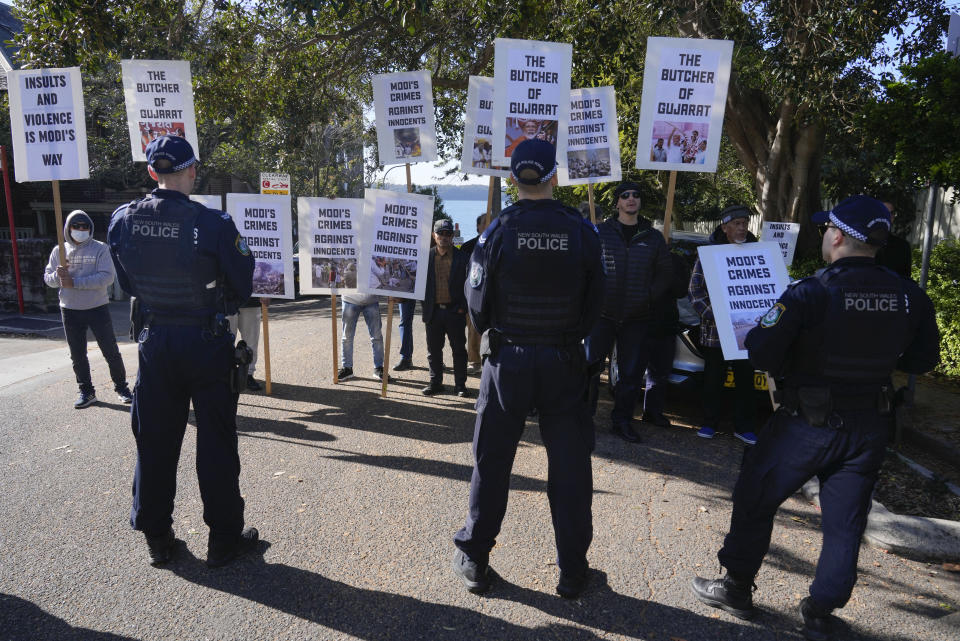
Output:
[791, 262, 910, 386]
[492, 201, 585, 339]
[116, 196, 219, 316]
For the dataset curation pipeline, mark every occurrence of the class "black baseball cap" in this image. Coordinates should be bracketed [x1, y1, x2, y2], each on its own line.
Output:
[510, 139, 557, 185]
[812, 196, 891, 245]
[145, 135, 197, 174]
[433, 219, 454, 233]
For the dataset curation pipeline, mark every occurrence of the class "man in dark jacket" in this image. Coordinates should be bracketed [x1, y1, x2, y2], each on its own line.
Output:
[422, 218, 470, 396]
[585, 181, 673, 442]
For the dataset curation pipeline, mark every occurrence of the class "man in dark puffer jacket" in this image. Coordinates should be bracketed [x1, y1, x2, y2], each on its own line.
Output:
[585, 181, 673, 442]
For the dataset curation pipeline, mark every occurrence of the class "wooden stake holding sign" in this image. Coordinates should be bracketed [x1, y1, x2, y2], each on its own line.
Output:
[587, 183, 597, 225]
[261, 299, 272, 394]
[662, 170, 677, 243]
[331, 292, 339, 384]
[484, 176, 495, 227]
[379, 163, 413, 397]
[51, 180, 66, 266]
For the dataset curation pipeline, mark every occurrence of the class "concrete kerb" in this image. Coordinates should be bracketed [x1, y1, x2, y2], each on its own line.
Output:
[801, 478, 960, 562]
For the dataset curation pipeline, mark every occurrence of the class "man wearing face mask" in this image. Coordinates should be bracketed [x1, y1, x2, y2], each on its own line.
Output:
[688, 205, 758, 444]
[44, 210, 133, 409]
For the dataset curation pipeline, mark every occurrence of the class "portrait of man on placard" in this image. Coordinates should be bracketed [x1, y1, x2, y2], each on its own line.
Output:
[393, 127, 422, 159]
[505, 118, 558, 156]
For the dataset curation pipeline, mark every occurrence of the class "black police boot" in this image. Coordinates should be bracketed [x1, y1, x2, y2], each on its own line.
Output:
[690, 573, 756, 620]
[206, 527, 259, 568]
[452, 548, 491, 594]
[556, 568, 589, 599]
[612, 420, 642, 443]
[145, 527, 177, 567]
[800, 597, 836, 641]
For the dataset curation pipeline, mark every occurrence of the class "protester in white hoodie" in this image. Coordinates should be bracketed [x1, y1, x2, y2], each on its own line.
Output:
[43, 210, 132, 408]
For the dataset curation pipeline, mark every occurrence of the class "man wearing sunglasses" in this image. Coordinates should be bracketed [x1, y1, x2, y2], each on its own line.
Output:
[585, 181, 673, 442]
[44, 210, 133, 408]
[692, 195, 939, 640]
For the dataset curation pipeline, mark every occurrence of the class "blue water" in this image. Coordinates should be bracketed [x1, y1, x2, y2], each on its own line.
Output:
[444, 199, 503, 241]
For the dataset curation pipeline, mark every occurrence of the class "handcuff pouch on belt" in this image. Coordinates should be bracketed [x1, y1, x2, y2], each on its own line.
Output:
[230, 340, 253, 394]
[782, 387, 835, 428]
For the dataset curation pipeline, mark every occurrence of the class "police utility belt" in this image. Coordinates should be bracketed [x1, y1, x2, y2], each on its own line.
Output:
[779, 385, 894, 429]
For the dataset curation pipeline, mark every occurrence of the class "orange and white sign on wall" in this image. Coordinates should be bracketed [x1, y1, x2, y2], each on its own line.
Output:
[260, 172, 290, 195]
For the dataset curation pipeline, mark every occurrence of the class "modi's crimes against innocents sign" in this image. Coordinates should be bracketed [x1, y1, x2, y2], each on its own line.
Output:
[373, 70, 437, 165]
[460, 76, 510, 178]
[356, 189, 433, 301]
[491, 38, 572, 166]
[697, 242, 790, 361]
[7, 67, 88, 182]
[558, 86, 621, 186]
[227, 193, 295, 300]
[297, 198, 362, 295]
[635, 37, 733, 174]
[120, 60, 199, 162]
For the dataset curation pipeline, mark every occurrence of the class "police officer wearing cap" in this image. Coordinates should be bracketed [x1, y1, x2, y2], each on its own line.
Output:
[108, 135, 259, 569]
[691, 196, 940, 640]
[586, 180, 673, 442]
[452, 139, 604, 598]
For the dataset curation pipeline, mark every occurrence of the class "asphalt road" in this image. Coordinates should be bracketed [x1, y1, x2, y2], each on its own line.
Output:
[1, 298, 957, 640]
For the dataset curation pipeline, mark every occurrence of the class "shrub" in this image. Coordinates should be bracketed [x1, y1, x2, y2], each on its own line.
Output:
[913, 239, 960, 377]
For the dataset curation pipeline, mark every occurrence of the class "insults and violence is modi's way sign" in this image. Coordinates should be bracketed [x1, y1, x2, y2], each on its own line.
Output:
[460, 76, 510, 179]
[297, 197, 362, 295]
[491, 38, 572, 166]
[8, 67, 89, 182]
[373, 70, 437, 165]
[121, 60, 199, 162]
[761, 221, 801, 267]
[558, 86, 621, 186]
[356, 188, 433, 301]
[635, 37, 733, 174]
[696, 241, 790, 361]
[227, 193, 295, 300]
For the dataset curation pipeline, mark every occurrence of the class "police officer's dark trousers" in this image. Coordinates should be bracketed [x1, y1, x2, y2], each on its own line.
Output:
[717, 406, 888, 610]
[129, 325, 244, 540]
[454, 344, 594, 575]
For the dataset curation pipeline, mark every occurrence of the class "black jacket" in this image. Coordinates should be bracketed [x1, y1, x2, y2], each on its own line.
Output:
[422, 245, 468, 324]
[597, 217, 673, 321]
[649, 250, 692, 336]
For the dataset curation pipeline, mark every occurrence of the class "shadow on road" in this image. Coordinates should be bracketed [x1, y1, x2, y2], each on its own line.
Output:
[0, 593, 139, 641]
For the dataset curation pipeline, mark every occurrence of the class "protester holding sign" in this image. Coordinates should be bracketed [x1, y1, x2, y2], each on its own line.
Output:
[108, 135, 258, 569]
[453, 139, 604, 598]
[687, 205, 759, 445]
[691, 196, 940, 639]
[585, 181, 673, 442]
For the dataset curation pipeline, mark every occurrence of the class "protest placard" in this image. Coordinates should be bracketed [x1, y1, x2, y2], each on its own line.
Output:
[260, 172, 290, 195]
[491, 38, 572, 166]
[227, 193, 294, 299]
[949, 13, 960, 57]
[761, 221, 801, 267]
[373, 70, 437, 165]
[190, 194, 222, 210]
[460, 76, 510, 179]
[558, 86, 621, 186]
[297, 197, 362, 295]
[635, 37, 733, 173]
[356, 188, 432, 301]
[696, 241, 790, 360]
[121, 60, 199, 162]
[8, 67, 88, 182]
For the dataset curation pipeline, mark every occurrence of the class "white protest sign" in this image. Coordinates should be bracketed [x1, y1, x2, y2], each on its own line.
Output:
[356, 188, 433, 301]
[761, 221, 800, 267]
[260, 172, 290, 195]
[227, 193, 294, 300]
[121, 60, 199, 162]
[7, 67, 88, 182]
[558, 86, 621, 186]
[635, 37, 733, 173]
[460, 76, 510, 178]
[491, 38, 572, 166]
[297, 197, 362, 295]
[949, 14, 960, 57]
[373, 70, 437, 165]
[190, 194, 223, 210]
[697, 242, 790, 360]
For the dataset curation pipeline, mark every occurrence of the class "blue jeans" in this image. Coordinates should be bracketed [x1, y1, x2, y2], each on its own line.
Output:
[398, 299, 415, 360]
[62, 304, 127, 394]
[341, 301, 383, 369]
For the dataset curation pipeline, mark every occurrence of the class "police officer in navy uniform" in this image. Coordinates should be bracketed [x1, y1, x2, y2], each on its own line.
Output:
[452, 139, 604, 598]
[108, 135, 259, 568]
[691, 196, 940, 640]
